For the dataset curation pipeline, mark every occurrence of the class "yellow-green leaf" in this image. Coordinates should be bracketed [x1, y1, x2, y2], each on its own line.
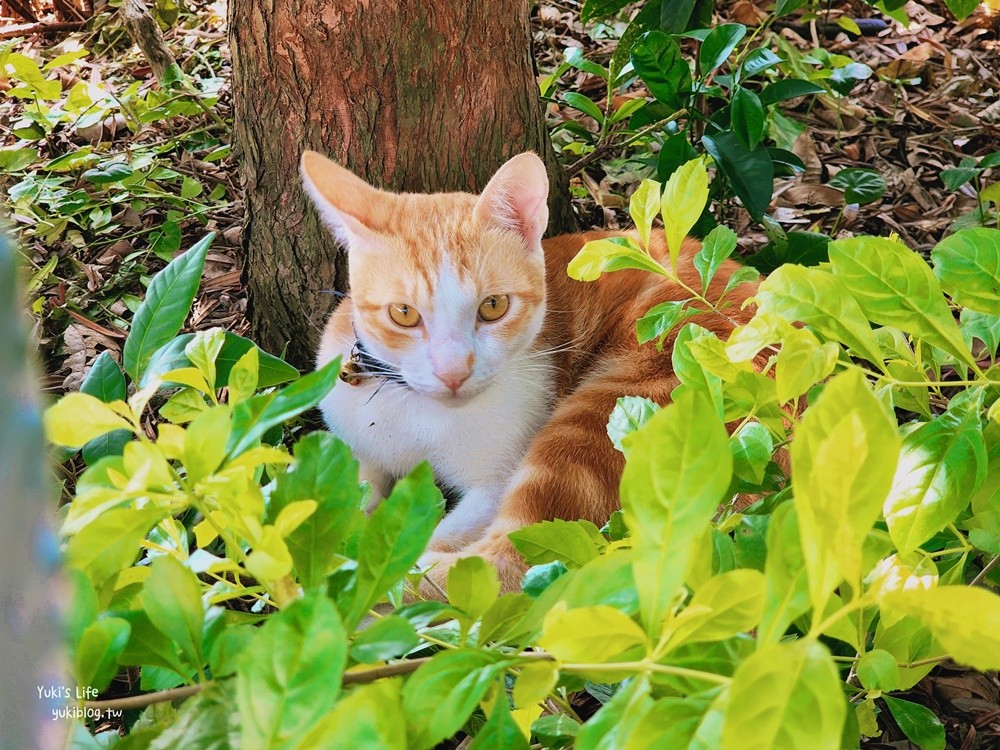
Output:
[245, 526, 293, 582]
[567, 237, 667, 282]
[775, 328, 839, 402]
[661, 158, 709, 269]
[539, 603, 648, 663]
[791, 370, 900, 617]
[513, 660, 559, 709]
[44, 392, 136, 448]
[629, 179, 662, 250]
[272, 500, 318, 537]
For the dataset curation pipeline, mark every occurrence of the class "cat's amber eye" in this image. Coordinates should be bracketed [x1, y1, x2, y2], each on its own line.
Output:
[388, 303, 421, 327]
[478, 294, 510, 322]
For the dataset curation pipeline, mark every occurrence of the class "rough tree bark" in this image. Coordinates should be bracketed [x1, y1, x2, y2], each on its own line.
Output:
[229, 1, 576, 367]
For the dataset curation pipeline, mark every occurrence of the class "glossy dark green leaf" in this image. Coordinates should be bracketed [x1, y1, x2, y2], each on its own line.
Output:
[758, 79, 824, 105]
[702, 130, 774, 222]
[829, 168, 887, 205]
[941, 167, 981, 191]
[657, 131, 698, 183]
[226, 357, 339, 458]
[80, 351, 131, 463]
[149, 685, 234, 750]
[563, 92, 605, 124]
[122, 233, 213, 381]
[730, 87, 765, 149]
[828, 63, 873, 96]
[740, 48, 782, 79]
[142, 331, 299, 390]
[581, 0, 631, 21]
[774, 0, 809, 16]
[943, 0, 978, 20]
[607, 395, 661, 453]
[82, 161, 133, 185]
[532, 714, 581, 747]
[270, 432, 363, 588]
[882, 696, 945, 750]
[636, 300, 695, 347]
[699, 24, 746, 75]
[659, 0, 697, 33]
[631, 31, 690, 110]
[746, 231, 830, 273]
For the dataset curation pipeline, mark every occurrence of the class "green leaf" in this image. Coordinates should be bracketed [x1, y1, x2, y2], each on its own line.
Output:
[532, 714, 581, 747]
[730, 87, 765, 149]
[830, 234, 973, 367]
[882, 697, 946, 750]
[755, 264, 885, 366]
[66, 507, 168, 589]
[270, 432, 362, 588]
[295, 680, 406, 750]
[856, 649, 900, 692]
[758, 504, 810, 644]
[226, 357, 339, 458]
[740, 48, 782, 79]
[142, 331, 299, 390]
[792, 370, 900, 616]
[82, 161, 133, 185]
[75, 618, 130, 692]
[883, 399, 987, 555]
[148, 221, 181, 261]
[448, 556, 500, 620]
[513, 660, 559, 708]
[694, 225, 738, 295]
[349, 463, 444, 625]
[401, 650, 514, 750]
[722, 640, 846, 750]
[0, 146, 39, 171]
[149, 685, 234, 750]
[141, 556, 206, 673]
[944, 0, 979, 20]
[702, 130, 774, 222]
[183, 406, 230, 483]
[631, 31, 690, 110]
[44, 392, 135, 449]
[664, 569, 765, 650]
[607, 396, 660, 453]
[567, 237, 667, 282]
[471, 693, 529, 750]
[661, 158, 710, 267]
[635, 300, 695, 348]
[539, 603, 648, 662]
[237, 593, 346, 750]
[575, 678, 653, 750]
[350, 616, 419, 663]
[931, 228, 1000, 316]
[563, 92, 605, 125]
[729, 422, 773, 484]
[122, 233, 213, 381]
[940, 167, 980, 191]
[775, 328, 839, 403]
[828, 168, 887, 205]
[621, 388, 732, 633]
[828, 62, 873, 95]
[581, 0, 631, 21]
[80, 352, 131, 463]
[509, 519, 606, 568]
[757, 79, 824, 105]
[699, 24, 746, 74]
[629, 179, 662, 250]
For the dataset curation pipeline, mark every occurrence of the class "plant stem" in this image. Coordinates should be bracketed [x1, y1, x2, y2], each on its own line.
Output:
[566, 111, 687, 178]
[970, 555, 1000, 587]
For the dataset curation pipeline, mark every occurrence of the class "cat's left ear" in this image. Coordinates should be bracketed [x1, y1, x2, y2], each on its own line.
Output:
[474, 152, 549, 251]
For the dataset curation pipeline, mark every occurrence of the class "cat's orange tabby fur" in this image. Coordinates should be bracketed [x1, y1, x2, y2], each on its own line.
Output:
[301, 150, 757, 597]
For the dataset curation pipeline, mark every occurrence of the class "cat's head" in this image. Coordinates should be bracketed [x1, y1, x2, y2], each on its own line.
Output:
[301, 150, 549, 401]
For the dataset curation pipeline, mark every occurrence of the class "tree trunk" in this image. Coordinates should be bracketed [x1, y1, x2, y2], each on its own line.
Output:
[229, 0, 576, 367]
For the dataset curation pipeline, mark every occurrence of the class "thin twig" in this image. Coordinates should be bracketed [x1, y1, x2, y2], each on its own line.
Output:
[970, 555, 1000, 587]
[565, 110, 687, 179]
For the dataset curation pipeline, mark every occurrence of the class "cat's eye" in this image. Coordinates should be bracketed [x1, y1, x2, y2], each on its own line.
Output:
[388, 303, 421, 327]
[478, 294, 510, 322]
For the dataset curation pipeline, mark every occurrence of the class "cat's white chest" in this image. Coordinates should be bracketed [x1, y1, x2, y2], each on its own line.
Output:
[317, 347, 553, 492]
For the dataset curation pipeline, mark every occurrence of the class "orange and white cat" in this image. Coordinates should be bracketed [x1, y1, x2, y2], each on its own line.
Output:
[301, 150, 757, 595]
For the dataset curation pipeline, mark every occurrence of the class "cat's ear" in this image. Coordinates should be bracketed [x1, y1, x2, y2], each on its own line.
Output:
[300, 150, 386, 246]
[474, 152, 549, 250]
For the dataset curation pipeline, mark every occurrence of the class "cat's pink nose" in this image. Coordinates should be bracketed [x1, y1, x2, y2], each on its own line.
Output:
[434, 368, 471, 393]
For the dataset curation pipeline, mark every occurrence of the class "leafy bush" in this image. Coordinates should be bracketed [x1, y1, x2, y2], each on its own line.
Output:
[45, 156, 1000, 749]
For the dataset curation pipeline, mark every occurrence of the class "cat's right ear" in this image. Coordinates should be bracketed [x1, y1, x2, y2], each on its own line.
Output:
[300, 150, 384, 246]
